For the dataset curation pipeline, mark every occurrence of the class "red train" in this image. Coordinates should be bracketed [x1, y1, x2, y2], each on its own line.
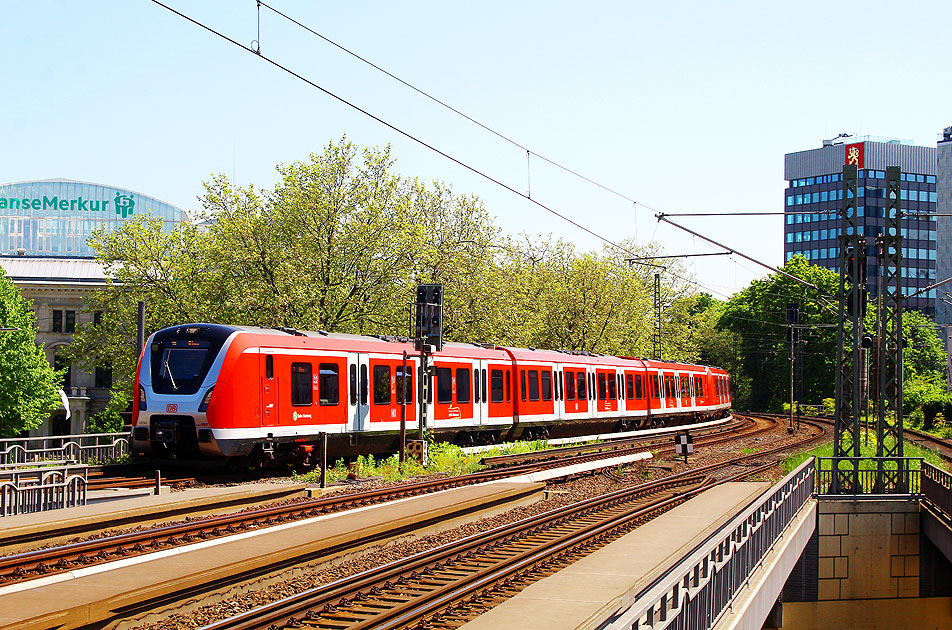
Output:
[131, 324, 731, 464]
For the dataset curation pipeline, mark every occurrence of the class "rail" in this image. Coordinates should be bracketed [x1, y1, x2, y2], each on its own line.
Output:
[815, 457, 922, 496]
[0, 432, 130, 466]
[922, 461, 952, 518]
[602, 457, 815, 630]
[0, 465, 88, 516]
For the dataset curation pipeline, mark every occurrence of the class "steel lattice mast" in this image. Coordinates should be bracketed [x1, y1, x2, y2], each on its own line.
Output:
[833, 164, 863, 493]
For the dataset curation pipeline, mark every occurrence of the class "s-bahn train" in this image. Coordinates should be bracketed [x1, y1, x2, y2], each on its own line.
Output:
[131, 324, 732, 464]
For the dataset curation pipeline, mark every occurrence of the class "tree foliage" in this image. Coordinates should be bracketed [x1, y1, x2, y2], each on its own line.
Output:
[717, 256, 840, 411]
[67, 137, 717, 425]
[0, 268, 62, 437]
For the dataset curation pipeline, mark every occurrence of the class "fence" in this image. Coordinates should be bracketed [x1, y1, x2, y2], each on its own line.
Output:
[921, 462, 952, 519]
[602, 457, 815, 630]
[815, 457, 922, 496]
[0, 432, 129, 466]
[0, 465, 88, 516]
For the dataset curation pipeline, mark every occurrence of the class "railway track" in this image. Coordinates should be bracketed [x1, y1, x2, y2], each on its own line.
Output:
[197, 415, 825, 630]
[0, 414, 786, 586]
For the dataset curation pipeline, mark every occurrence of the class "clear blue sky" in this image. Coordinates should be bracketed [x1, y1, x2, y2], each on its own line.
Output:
[3, 1, 950, 299]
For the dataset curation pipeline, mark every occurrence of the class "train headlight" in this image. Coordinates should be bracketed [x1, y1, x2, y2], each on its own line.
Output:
[138, 385, 147, 410]
[198, 387, 215, 412]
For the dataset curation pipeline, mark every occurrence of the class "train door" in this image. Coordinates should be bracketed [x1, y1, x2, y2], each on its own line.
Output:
[553, 363, 565, 420]
[473, 360, 489, 426]
[260, 350, 279, 427]
[350, 353, 370, 431]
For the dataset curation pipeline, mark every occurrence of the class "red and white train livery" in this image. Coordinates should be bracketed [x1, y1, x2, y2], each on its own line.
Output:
[131, 324, 731, 462]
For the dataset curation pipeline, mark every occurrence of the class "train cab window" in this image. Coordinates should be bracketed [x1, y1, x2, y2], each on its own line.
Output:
[520, 370, 527, 402]
[395, 366, 412, 404]
[577, 372, 586, 400]
[482, 369, 487, 402]
[291, 363, 313, 406]
[457, 368, 471, 403]
[266, 354, 273, 379]
[541, 370, 552, 401]
[360, 365, 369, 405]
[565, 370, 576, 400]
[373, 365, 391, 405]
[437, 367, 453, 404]
[349, 365, 358, 405]
[528, 370, 540, 401]
[506, 370, 511, 402]
[474, 370, 480, 404]
[635, 375, 643, 400]
[319, 364, 340, 405]
[491, 369, 504, 403]
[607, 374, 616, 400]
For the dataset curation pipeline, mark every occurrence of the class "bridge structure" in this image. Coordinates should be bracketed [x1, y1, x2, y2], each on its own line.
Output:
[461, 456, 952, 630]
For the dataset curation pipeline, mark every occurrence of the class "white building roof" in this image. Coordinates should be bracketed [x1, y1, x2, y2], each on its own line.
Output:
[0, 256, 109, 286]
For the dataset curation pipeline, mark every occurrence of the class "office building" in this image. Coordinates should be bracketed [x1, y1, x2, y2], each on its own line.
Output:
[784, 136, 937, 316]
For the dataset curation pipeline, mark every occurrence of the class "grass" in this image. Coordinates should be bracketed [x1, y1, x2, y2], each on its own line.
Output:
[782, 435, 944, 476]
[292, 439, 557, 485]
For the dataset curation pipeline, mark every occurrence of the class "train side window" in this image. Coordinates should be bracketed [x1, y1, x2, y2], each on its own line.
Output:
[597, 373, 607, 401]
[577, 372, 586, 400]
[266, 354, 273, 379]
[528, 370, 540, 401]
[491, 369, 504, 403]
[626, 374, 634, 400]
[591, 373, 596, 400]
[427, 374, 433, 403]
[474, 369, 480, 404]
[291, 362, 313, 406]
[482, 369, 487, 402]
[437, 367, 452, 404]
[607, 374, 616, 400]
[618, 375, 624, 399]
[557, 371, 563, 400]
[635, 375, 643, 400]
[696, 377, 703, 398]
[457, 368, 471, 403]
[395, 366, 412, 404]
[349, 365, 357, 405]
[373, 365, 391, 405]
[565, 370, 576, 400]
[520, 370, 527, 402]
[541, 370, 552, 401]
[506, 370, 511, 402]
[360, 364, 368, 405]
[319, 363, 339, 405]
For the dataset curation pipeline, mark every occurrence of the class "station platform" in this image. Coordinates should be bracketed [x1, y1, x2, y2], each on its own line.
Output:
[0, 482, 308, 552]
[0, 478, 545, 630]
[460, 481, 771, 630]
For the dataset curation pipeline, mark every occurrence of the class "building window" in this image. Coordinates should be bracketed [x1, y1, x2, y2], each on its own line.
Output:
[55, 354, 71, 390]
[95, 366, 113, 389]
[51, 309, 76, 333]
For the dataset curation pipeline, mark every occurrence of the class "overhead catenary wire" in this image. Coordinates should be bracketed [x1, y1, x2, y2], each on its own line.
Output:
[149, 0, 660, 269]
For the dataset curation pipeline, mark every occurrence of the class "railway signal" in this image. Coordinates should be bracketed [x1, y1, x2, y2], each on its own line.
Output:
[415, 284, 443, 352]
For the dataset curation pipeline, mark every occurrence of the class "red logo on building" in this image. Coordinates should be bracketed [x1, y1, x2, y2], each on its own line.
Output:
[166, 404, 178, 413]
[845, 143, 864, 168]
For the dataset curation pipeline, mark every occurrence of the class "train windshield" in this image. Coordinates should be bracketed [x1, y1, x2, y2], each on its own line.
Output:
[151, 338, 215, 395]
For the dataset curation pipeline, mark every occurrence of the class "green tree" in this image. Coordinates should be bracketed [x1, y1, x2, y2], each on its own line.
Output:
[717, 256, 840, 411]
[0, 268, 62, 437]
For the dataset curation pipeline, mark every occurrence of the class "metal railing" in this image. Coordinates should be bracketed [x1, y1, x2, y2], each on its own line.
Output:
[815, 457, 922, 496]
[0, 432, 130, 466]
[921, 462, 952, 519]
[602, 457, 815, 630]
[0, 465, 88, 516]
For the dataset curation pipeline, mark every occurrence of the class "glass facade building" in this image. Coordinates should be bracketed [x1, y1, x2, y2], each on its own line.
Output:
[783, 137, 937, 316]
[935, 128, 952, 327]
[0, 179, 189, 257]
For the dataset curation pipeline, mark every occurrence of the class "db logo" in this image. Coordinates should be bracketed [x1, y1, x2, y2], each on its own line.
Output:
[166, 404, 178, 413]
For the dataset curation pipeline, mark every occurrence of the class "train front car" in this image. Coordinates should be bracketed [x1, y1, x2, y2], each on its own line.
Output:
[131, 323, 240, 458]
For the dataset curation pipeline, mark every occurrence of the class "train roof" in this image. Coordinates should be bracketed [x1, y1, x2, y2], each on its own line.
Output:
[154, 324, 727, 375]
